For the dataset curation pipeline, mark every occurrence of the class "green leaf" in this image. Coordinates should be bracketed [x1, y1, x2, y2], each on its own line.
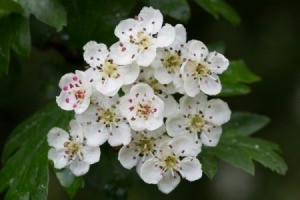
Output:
[11, 15, 31, 56]
[219, 60, 260, 96]
[54, 168, 84, 198]
[223, 112, 270, 136]
[0, 0, 23, 14]
[0, 102, 72, 199]
[199, 148, 218, 179]
[144, 0, 191, 23]
[194, 0, 241, 25]
[15, 0, 67, 31]
[216, 136, 288, 175]
[0, 16, 12, 75]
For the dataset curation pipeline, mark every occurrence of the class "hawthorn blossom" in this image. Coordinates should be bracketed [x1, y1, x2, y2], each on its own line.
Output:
[139, 135, 202, 194]
[110, 6, 176, 67]
[123, 67, 178, 117]
[47, 120, 100, 176]
[119, 83, 164, 131]
[151, 24, 187, 92]
[166, 93, 231, 146]
[83, 41, 139, 96]
[181, 40, 229, 96]
[56, 70, 92, 114]
[75, 92, 131, 147]
[118, 125, 166, 170]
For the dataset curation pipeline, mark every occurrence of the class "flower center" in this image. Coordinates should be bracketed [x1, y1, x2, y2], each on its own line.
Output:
[136, 32, 152, 51]
[99, 107, 119, 126]
[188, 114, 205, 132]
[136, 102, 156, 119]
[74, 90, 86, 100]
[102, 60, 120, 79]
[164, 156, 178, 169]
[136, 138, 155, 154]
[64, 141, 82, 156]
[163, 52, 182, 73]
[190, 62, 210, 78]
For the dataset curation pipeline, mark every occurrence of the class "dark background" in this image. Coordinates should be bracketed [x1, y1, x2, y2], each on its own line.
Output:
[1, 0, 299, 199]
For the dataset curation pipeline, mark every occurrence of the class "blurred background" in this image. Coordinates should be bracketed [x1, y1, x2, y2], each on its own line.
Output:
[0, 0, 299, 199]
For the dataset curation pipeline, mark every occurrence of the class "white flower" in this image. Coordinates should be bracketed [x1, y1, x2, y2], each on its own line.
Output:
[119, 83, 164, 131]
[181, 40, 229, 96]
[83, 41, 139, 96]
[139, 135, 202, 194]
[118, 125, 166, 170]
[123, 67, 178, 117]
[47, 120, 100, 176]
[166, 93, 231, 146]
[56, 70, 92, 114]
[110, 6, 176, 67]
[151, 24, 187, 92]
[75, 92, 131, 147]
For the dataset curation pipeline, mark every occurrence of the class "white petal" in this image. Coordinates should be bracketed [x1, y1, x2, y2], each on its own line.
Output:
[158, 170, 181, 194]
[83, 41, 108, 67]
[48, 149, 68, 169]
[179, 93, 208, 114]
[118, 145, 139, 169]
[130, 83, 155, 97]
[171, 135, 201, 157]
[119, 62, 140, 85]
[166, 115, 189, 137]
[82, 146, 100, 164]
[153, 66, 173, 84]
[69, 120, 84, 142]
[206, 51, 229, 74]
[90, 91, 117, 108]
[136, 47, 157, 67]
[108, 122, 131, 146]
[69, 159, 90, 176]
[186, 40, 208, 62]
[96, 77, 123, 96]
[201, 125, 222, 147]
[110, 42, 138, 65]
[155, 24, 176, 48]
[140, 157, 163, 184]
[115, 19, 139, 40]
[138, 6, 163, 33]
[203, 99, 231, 126]
[179, 157, 202, 181]
[183, 77, 200, 97]
[199, 74, 222, 95]
[56, 91, 77, 111]
[159, 94, 179, 117]
[145, 117, 164, 131]
[47, 127, 69, 149]
[171, 24, 186, 49]
[83, 124, 109, 146]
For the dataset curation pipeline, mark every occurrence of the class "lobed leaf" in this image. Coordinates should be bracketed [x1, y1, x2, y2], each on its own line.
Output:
[0, 102, 72, 199]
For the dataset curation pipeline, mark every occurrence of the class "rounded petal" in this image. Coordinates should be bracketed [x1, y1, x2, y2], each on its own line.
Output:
[56, 91, 77, 111]
[159, 94, 179, 117]
[69, 159, 90, 176]
[108, 122, 131, 146]
[115, 19, 139, 40]
[69, 120, 84, 142]
[48, 149, 68, 169]
[83, 125, 109, 146]
[47, 127, 69, 149]
[130, 83, 155, 97]
[201, 125, 222, 147]
[140, 157, 163, 184]
[82, 146, 100, 164]
[136, 47, 157, 67]
[199, 74, 222, 95]
[118, 145, 139, 169]
[83, 41, 108, 67]
[166, 115, 189, 137]
[145, 117, 164, 131]
[183, 77, 200, 97]
[206, 51, 229, 74]
[96, 77, 123, 96]
[119, 62, 140, 85]
[179, 157, 202, 181]
[203, 99, 231, 126]
[158, 170, 181, 194]
[186, 40, 208, 62]
[171, 135, 201, 157]
[138, 6, 163, 33]
[110, 42, 138, 65]
[155, 24, 176, 48]
[153, 66, 173, 84]
[171, 24, 187, 49]
[179, 93, 208, 114]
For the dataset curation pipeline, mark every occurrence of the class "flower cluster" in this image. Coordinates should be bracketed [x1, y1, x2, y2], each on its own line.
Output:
[48, 6, 231, 194]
